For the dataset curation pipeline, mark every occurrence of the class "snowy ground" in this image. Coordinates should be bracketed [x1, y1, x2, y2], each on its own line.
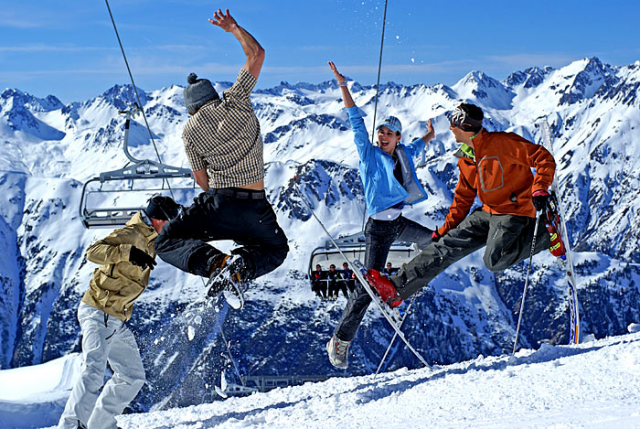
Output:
[2, 332, 639, 428]
[0, 354, 81, 429]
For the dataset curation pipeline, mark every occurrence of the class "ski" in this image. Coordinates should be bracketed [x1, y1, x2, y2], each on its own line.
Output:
[205, 255, 245, 310]
[349, 259, 429, 367]
[540, 120, 581, 345]
[376, 296, 416, 374]
[351, 260, 402, 322]
[215, 370, 229, 398]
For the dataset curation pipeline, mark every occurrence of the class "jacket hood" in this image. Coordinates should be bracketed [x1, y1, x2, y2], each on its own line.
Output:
[126, 212, 158, 240]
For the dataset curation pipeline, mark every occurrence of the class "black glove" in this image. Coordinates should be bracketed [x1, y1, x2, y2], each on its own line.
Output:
[532, 190, 550, 212]
[431, 229, 442, 243]
[129, 247, 156, 270]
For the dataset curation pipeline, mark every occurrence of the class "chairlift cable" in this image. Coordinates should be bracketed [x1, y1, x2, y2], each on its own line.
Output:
[104, 0, 245, 380]
[362, 0, 389, 231]
[369, 0, 389, 146]
[104, 0, 174, 197]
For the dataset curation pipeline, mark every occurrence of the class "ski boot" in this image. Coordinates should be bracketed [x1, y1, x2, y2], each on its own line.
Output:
[206, 254, 247, 309]
[364, 269, 403, 308]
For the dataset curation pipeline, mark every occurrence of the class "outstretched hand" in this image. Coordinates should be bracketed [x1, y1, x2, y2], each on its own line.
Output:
[328, 61, 346, 82]
[328, 61, 355, 108]
[208, 8, 238, 32]
[423, 119, 435, 143]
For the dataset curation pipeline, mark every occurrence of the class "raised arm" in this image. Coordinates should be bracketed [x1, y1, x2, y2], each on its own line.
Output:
[209, 9, 265, 79]
[328, 61, 355, 108]
[405, 119, 436, 158]
[421, 119, 435, 145]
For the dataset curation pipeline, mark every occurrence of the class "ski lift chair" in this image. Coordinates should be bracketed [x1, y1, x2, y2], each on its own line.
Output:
[308, 231, 419, 288]
[79, 104, 196, 228]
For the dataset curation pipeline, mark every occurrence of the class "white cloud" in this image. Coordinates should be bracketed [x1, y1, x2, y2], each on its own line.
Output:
[0, 18, 42, 29]
[485, 53, 577, 69]
[0, 45, 113, 53]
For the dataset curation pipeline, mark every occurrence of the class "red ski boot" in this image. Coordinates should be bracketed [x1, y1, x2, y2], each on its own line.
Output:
[364, 269, 403, 308]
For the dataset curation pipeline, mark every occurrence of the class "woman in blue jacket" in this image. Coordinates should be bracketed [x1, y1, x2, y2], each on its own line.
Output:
[326, 61, 435, 369]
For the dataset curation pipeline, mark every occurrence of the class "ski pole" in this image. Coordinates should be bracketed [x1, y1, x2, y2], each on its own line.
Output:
[219, 325, 245, 387]
[512, 210, 543, 355]
[375, 297, 415, 375]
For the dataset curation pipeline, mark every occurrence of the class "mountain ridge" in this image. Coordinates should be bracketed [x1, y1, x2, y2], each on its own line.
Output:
[0, 56, 639, 412]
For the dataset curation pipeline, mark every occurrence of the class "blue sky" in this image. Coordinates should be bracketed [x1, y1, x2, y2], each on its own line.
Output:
[1, 0, 639, 103]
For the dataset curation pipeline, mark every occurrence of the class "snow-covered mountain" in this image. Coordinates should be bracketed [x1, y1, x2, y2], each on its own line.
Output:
[1, 56, 639, 417]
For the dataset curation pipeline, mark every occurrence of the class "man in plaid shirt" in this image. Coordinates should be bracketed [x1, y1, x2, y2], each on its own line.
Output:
[156, 9, 288, 297]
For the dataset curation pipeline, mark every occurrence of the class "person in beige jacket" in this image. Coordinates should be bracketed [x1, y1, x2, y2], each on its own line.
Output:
[58, 196, 180, 429]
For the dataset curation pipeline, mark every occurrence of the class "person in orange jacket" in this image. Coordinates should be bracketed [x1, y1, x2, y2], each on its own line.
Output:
[366, 103, 555, 306]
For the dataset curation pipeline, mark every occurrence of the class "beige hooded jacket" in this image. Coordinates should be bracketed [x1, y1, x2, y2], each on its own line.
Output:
[81, 212, 157, 322]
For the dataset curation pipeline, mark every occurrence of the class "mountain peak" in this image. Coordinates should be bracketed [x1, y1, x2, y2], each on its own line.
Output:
[504, 66, 554, 89]
[1, 88, 64, 112]
[100, 84, 146, 107]
[557, 56, 616, 105]
[458, 70, 489, 85]
[453, 70, 514, 109]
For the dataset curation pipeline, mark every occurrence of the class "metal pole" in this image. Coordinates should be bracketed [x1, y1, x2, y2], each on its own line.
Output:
[363, 0, 389, 232]
[512, 210, 543, 354]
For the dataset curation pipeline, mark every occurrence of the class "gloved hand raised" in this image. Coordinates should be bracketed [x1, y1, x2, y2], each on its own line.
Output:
[129, 247, 157, 270]
[532, 189, 550, 211]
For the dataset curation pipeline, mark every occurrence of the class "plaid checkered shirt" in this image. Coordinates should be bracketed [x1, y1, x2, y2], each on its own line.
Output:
[182, 68, 264, 188]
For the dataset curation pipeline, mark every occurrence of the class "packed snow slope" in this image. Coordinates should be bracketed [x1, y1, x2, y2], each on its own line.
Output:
[16, 331, 638, 428]
[119, 332, 640, 428]
[1, 56, 639, 413]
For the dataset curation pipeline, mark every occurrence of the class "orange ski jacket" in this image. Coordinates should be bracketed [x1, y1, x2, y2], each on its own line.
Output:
[437, 130, 556, 237]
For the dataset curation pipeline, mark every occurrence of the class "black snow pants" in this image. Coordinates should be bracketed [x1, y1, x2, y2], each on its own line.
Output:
[334, 215, 433, 342]
[391, 208, 550, 299]
[155, 188, 289, 281]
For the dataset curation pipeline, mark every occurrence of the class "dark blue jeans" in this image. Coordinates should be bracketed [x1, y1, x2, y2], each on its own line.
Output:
[155, 189, 289, 281]
[334, 216, 433, 342]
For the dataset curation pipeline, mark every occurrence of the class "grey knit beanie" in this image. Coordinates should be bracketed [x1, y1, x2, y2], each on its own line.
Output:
[184, 73, 219, 115]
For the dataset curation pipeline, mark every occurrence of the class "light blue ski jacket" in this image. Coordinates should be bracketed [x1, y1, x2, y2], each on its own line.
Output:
[347, 106, 428, 216]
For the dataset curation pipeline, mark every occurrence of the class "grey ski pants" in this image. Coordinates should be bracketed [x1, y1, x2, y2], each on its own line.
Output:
[335, 215, 433, 342]
[58, 302, 145, 429]
[391, 208, 550, 299]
